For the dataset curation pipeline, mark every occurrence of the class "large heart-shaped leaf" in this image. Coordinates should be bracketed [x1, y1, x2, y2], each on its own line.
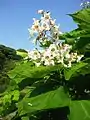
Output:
[17, 87, 70, 116]
[69, 100, 90, 120]
[8, 62, 62, 84]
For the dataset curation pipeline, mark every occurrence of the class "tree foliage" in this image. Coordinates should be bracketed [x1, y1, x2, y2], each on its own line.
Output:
[0, 8, 90, 120]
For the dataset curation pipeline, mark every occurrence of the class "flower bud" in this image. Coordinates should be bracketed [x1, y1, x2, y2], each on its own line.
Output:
[37, 10, 44, 14]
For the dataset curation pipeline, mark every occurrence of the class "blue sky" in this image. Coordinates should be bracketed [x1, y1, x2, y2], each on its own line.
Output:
[0, 0, 82, 50]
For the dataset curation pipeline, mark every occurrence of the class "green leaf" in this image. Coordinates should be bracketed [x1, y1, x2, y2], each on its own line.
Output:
[8, 62, 62, 84]
[69, 9, 90, 51]
[3, 94, 12, 105]
[64, 62, 87, 80]
[62, 8, 90, 39]
[21, 116, 29, 120]
[59, 29, 86, 39]
[12, 90, 20, 101]
[65, 58, 90, 77]
[73, 37, 90, 52]
[69, 100, 90, 120]
[17, 87, 70, 116]
[60, 9, 90, 51]
[69, 8, 90, 29]
[75, 58, 90, 76]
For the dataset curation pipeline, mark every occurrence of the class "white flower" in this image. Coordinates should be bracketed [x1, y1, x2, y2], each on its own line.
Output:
[44, 12, 51, 20]
[37, 10, 44, 14]
[76, 55, 84, 62]
[31, 19, 40, 32]
[43, 23, 50, 31]
[39, 26, 44, 32]
[31, 24, 39, 32]
[65, 53, 71, 59]
[80, 2, 83, 6]
[57, 57, 64, 64]
[62, 44, 72, 51]
[29, 10, 63, 45]
[50, 19, 56, 26]
[28, 50, 41, 60]
[52, 50, 59, 58]
[54, 25, 59, 30]
[49, 44, 58, 52]
[87, 1, 90, 4]
[44, 59, 55, 66]
[41, 49, 52, 62]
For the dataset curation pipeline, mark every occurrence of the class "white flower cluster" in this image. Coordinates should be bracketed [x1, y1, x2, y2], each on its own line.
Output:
[27, 10, 84, 67]
[80, 0, 90, 8]
[28, 43, 84, 67]
[28, 10, 62, 46]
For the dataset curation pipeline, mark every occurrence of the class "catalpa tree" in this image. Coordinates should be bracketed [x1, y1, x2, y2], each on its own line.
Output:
[0, 2, 90, 120]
